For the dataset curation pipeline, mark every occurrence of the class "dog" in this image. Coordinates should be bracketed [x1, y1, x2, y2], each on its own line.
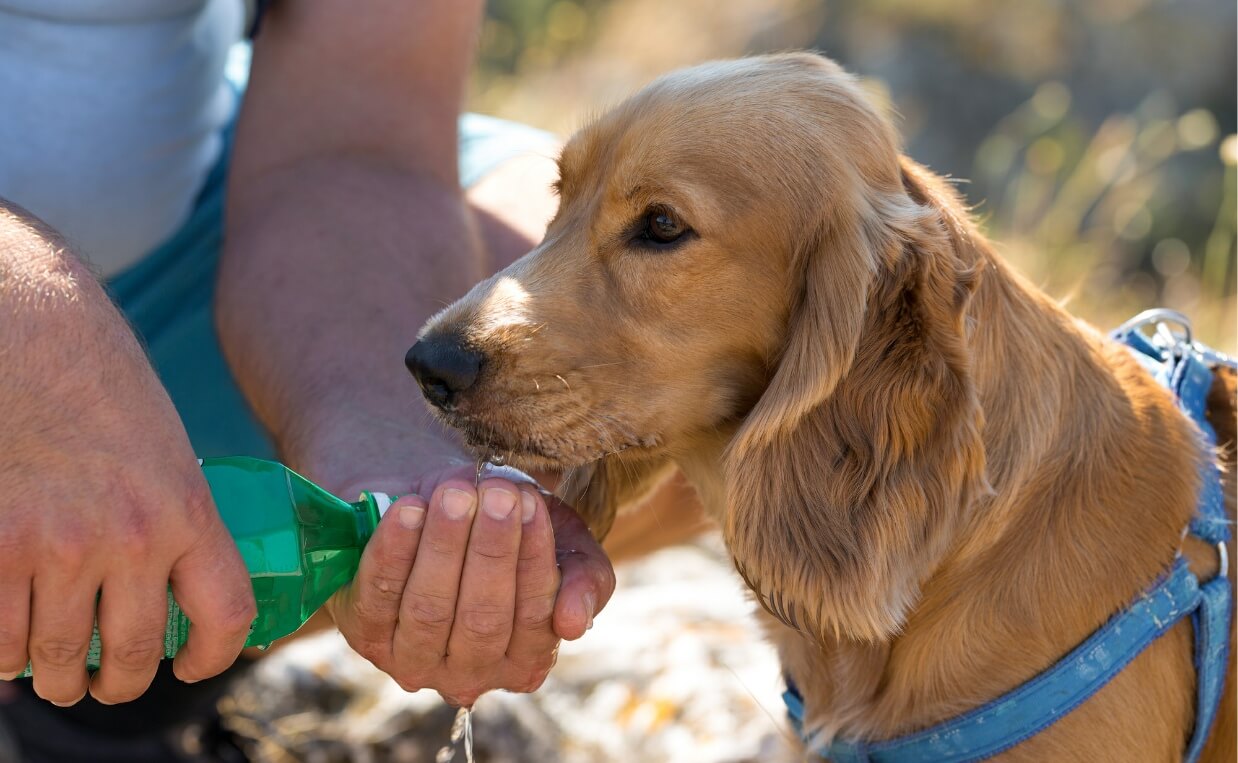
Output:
[407, 53, 1236, 760]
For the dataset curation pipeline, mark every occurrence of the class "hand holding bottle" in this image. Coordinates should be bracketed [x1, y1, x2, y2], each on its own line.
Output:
[0, 206, 256, 706]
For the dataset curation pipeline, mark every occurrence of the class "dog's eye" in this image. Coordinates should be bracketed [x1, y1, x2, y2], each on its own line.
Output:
[639, 209, 688, 246]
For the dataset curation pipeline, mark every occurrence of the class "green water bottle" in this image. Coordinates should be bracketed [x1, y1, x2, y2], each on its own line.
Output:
[19, 456, 392, 677]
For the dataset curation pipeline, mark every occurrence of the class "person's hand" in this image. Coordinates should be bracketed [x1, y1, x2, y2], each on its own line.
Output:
[0, 207, 256, 706]
[325, 463, 615, 707]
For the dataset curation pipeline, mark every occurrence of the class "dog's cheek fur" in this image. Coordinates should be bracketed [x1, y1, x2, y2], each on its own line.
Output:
[724, 161, 987, 642]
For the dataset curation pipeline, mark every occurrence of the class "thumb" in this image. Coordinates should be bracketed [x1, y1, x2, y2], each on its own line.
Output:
[547, 497, 616, 640]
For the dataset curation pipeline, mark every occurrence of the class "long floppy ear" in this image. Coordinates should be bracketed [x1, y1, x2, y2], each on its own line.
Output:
[558, 455, 678, 540]
[724, 157, 987, 642]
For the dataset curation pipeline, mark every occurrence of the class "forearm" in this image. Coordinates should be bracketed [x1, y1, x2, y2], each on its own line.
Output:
[218, 160, 486, 489]
[216, 0, 487, 491]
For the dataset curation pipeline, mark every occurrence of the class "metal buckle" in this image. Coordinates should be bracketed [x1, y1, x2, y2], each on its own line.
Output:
[1116, 308, 1193, 353]
[1115, 308, 1237, 370]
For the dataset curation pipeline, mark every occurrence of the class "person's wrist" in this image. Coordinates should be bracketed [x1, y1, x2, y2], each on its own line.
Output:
[277, 408, 471, 497]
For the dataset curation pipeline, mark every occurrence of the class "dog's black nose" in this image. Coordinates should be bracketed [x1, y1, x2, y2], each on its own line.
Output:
[405, 335, 483, 410]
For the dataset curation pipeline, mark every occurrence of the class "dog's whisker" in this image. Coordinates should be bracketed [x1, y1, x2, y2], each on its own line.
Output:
[717, 660, 804, 749]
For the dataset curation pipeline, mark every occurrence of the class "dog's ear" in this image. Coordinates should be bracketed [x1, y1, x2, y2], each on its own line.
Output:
[725, 157, 987, 642]
[558, 455, 677, 540]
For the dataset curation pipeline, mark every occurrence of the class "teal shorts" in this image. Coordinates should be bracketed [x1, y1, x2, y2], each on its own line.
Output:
[105, 113, 557, 459]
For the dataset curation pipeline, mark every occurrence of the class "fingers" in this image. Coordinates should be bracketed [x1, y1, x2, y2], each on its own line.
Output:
[0, 578, 30, 679]
[443, 479, 525, 689]
[89, 575, 168, 704]
[27, 570, 96, 705]
[323, 467, 576, 704]
[548, 496, 616, 640]
[328, 494, 427, 659]
[392, 479, 477, 682]
[502, 488, 560, 691]
[169, 518, 256, 684]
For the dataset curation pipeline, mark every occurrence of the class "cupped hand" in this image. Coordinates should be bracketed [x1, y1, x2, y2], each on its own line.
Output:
[325, 463, 615, 707]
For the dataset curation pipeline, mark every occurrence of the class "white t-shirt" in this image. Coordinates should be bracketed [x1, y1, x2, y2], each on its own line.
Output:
[0, 0, 247, 276]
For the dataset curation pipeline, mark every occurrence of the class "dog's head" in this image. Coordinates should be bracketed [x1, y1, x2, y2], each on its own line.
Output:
[410, 53, 986, 640]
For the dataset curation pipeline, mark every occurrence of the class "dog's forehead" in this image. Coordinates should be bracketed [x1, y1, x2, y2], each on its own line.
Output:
[558, 108, 755, 215]
[559, 138, 730, 231]
[559, 64, 760, 162]
[559, 57, 844, 194]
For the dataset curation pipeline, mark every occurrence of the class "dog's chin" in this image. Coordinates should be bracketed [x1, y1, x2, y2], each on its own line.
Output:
[464, 436, 578, 474]
[462, 429, 644, 474]
[483, 450, 582, 478]
[429, 405, 656, 473]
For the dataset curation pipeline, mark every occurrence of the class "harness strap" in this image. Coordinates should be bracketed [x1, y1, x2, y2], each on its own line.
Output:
[784, 312, 1233, 762]
[787, 560, 1206, 763]
[1131, 322, 1236, 760]
[1187, 575, 1233, 762]
[1155, 338, 1231, 547]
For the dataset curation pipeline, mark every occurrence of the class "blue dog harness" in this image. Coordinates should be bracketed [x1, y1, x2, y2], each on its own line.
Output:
[784, 309, 1234, 762]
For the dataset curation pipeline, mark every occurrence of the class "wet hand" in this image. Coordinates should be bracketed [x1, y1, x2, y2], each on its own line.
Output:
[326, 464, 615, 707]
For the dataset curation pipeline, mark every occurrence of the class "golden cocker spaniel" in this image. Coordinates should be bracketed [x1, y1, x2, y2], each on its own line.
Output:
[408, 54, 1236, 761]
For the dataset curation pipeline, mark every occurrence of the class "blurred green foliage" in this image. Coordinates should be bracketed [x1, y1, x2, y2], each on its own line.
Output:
[472, 0, 1236, 351]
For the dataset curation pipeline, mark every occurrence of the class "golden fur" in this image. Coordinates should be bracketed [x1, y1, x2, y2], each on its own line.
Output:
[418, 54, 1237, 760]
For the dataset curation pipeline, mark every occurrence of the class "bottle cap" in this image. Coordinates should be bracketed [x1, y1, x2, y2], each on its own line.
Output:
[367, 492, 394, 517]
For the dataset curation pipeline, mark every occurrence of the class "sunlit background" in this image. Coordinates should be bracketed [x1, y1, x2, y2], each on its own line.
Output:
[471, 0, 1237, 351]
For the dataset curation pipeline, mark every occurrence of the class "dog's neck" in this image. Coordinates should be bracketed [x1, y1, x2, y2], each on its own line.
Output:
[675, 249, 1206, 743]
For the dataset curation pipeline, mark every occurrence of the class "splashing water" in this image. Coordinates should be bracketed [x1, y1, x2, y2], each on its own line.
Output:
[436, 707, 475, 763]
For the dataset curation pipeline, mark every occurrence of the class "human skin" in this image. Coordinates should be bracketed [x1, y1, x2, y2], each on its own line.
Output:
[216, 0, 614, 707]
[0, 0, 616, 712]
[0, 200, 257, 706]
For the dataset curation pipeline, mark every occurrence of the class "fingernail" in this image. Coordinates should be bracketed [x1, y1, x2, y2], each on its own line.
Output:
[50, 692, 85, 708]
[481, 488, 517, 520]
[0, 672, 19, 681]
[397, 504, 426, 529]
[520, 491, 537, 524]
[584, 593, 596, 631]
[442, 488, 476, 520]
[173, 668, 201, 684]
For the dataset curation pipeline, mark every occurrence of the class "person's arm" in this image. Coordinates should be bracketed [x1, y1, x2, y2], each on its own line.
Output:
[218, 1, 612, 705]
[0, 200, 254, 704]
[222, 1, 484, 484]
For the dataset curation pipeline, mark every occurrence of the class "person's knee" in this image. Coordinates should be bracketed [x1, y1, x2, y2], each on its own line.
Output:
[466, 152, 562, 270]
